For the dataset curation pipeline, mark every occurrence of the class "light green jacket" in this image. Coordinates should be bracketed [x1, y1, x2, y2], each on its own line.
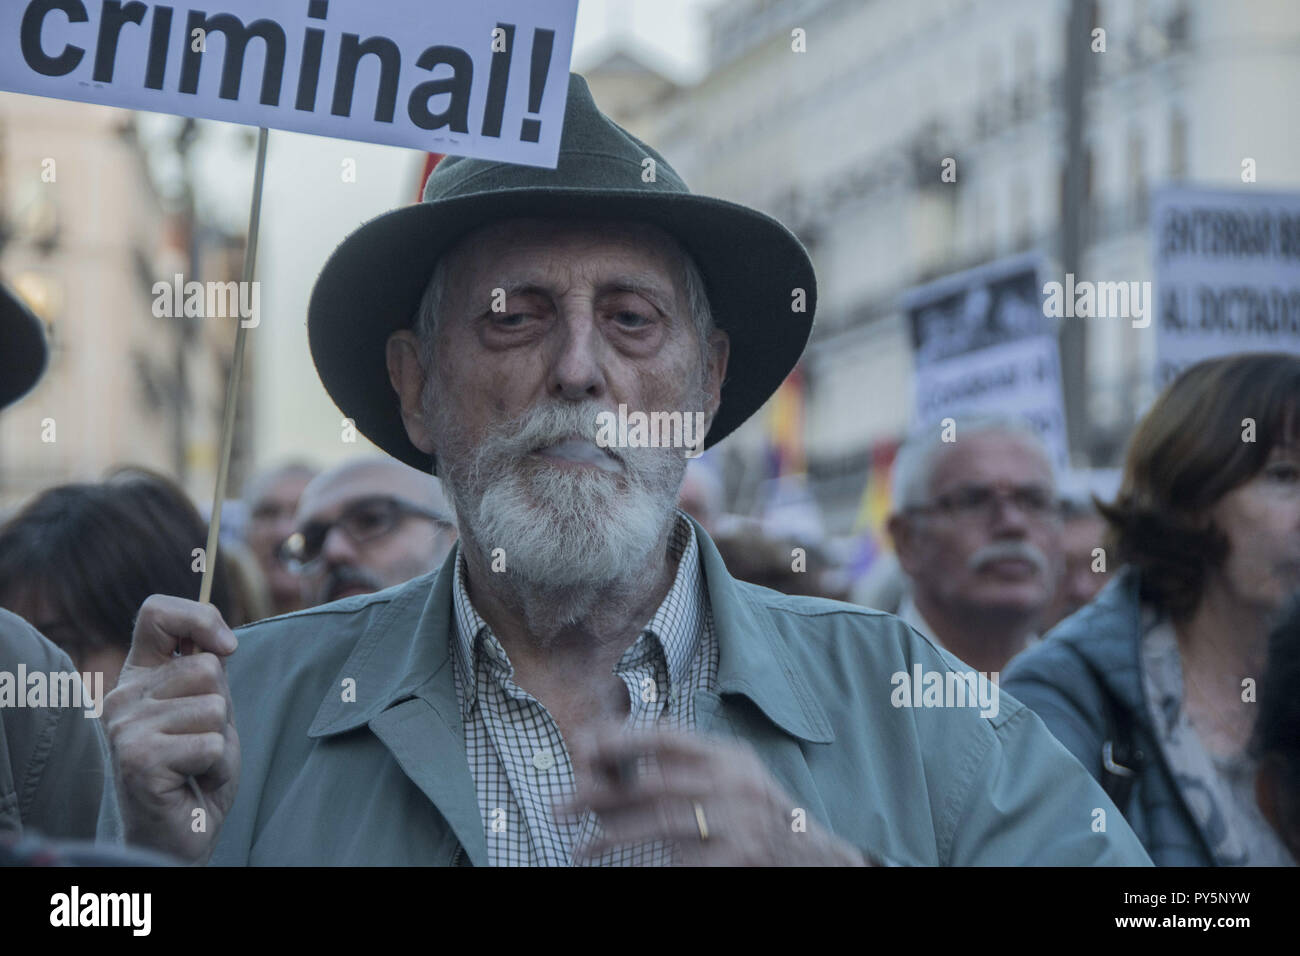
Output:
[104, 517, 1152, 865]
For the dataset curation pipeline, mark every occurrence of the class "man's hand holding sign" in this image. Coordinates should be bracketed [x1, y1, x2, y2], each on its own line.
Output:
[104, 597, 239, 864]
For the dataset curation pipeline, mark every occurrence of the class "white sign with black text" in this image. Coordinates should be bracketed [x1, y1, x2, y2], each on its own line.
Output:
[1, 0, 577, 167]
[1152, 186, 1300, 385]
[902, 254, 1068, 467]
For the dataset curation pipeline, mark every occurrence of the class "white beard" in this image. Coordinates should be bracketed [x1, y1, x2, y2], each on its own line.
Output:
[432, 396, 697, 608]
[471, 455, 678, 590]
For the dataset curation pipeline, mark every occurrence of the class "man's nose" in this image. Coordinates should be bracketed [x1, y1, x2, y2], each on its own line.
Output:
[548, 312, 607, 402]
[320, 524, 360, 565]
[989, 497, 1032, 535]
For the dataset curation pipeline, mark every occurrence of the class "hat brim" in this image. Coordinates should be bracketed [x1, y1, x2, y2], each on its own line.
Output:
[0, 285, 49, 411]
[308, 188, 816, 474]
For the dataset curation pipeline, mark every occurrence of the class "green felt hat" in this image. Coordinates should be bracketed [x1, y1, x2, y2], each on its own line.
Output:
[307, 72, 816, 473]
[0, 282, 48, 411]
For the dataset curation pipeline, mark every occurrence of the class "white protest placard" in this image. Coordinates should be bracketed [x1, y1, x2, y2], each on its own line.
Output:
[901, 254, 1068, 467]
[1152, 186, 1300, 385]
[0, 0, 577, 168]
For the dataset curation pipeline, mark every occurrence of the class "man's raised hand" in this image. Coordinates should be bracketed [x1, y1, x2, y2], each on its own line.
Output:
[102, 595, 241, 864]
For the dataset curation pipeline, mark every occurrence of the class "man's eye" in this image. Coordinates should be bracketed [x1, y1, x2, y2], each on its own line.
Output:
[1016, 490, 1052, 511]
[496, 313, 531, 327]
[352, 508, 388, 531]
[1267, 463, 1300, 483]
[612, 311, 651, 328]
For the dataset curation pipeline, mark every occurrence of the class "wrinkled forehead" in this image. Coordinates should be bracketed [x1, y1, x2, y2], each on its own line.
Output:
[929, 431, 1055, 493]
[445, 217, 688, 293]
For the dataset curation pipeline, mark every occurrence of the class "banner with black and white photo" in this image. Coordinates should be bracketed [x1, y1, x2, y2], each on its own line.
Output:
[901, 253, 1068, 467]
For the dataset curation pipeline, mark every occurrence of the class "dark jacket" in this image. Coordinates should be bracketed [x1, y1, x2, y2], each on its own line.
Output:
[0, 609, 108, 841]
[1002, 568, 1216, 865]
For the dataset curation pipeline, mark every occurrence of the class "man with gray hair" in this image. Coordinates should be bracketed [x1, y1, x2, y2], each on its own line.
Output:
[242, 462, 318, 616]
[887, 416, 1065, 674]
[283, 457, 457, 608]
[97, 75, 1148, 867]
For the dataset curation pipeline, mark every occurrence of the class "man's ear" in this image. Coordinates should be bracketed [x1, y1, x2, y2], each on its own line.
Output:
[703, 329, 730, 424]
[386, 329, 436, 455]
[888, 513, 921, 576]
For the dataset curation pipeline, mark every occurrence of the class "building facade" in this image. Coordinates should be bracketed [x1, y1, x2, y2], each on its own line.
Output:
[0, 94, 244, 512]
[591, 0, 1300, 528]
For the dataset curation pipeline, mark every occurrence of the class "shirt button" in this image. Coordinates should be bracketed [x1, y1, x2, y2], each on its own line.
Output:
[532, 749, 556, 771]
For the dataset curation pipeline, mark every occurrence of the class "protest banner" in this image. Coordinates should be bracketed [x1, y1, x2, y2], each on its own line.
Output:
[901, 253, 1068, 467]
[2, 0, 578, 168]
[1151, 185, 1300, 386]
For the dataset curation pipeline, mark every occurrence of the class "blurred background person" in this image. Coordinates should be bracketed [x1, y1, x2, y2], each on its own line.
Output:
[243, 461, 318, 616]
[283, 457, 457, 608]
[711, 520, 847, 600]
[1004, 353, 1300, 866]
[1254, 593, 1300, 863]
[1040, 475, 1115, 631]
[851, 552, 907, 615]
[677, 458, 725, 537]
[887, 417, 1064, 673]
[0, 466, 251, 701]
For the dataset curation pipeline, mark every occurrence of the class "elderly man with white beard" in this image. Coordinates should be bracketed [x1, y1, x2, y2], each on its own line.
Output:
[96, 74, 1150, 866]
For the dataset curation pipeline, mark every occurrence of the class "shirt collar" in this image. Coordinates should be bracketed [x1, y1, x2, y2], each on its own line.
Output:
[450, 510, 704, 720]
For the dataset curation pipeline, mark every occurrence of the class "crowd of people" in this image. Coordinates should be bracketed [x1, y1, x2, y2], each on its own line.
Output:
[0, 457, 458, 709]
[0, 72, 1296, 867]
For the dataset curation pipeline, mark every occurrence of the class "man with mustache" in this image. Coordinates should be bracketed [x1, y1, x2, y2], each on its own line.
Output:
[242, 462, 318, 616]
[97, 75, 1148, 866]
[888, 417, 1066, 673]
[285, 457, 456, 609]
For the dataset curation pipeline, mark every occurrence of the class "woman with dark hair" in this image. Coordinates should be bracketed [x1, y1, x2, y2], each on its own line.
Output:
[1003, 352, 1300, 866]
[0, 468, 250, 701]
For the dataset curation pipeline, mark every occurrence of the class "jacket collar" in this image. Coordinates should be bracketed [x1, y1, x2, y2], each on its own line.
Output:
[307, 514, 833, 744]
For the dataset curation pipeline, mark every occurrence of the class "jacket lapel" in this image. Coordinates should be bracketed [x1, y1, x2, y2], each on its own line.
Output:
[694, 688, 834, 829]
[688, 518, 836, 825]
[691, 517, 834, 745]
[307, 547, 489, 866]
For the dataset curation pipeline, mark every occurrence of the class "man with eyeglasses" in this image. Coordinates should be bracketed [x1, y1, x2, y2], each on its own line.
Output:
[887, 417, 1066, 674]
[283, 457, 457, 608]
[243, 462, 319, 616]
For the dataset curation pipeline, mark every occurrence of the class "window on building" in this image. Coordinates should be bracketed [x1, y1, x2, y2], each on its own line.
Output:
[1169, 110, 1188, 180]
[1128, 129, 1147, 227]
[1013, 177, 1033, 250]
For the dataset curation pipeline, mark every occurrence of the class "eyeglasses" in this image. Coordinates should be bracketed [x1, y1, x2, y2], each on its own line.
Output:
[908, 482, 1063, 524]
[277, 496, 453, 573]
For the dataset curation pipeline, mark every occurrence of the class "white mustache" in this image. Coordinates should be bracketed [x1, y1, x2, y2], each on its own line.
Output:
[470, 402, 667, 482]
[968, 541, 1049, 575]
